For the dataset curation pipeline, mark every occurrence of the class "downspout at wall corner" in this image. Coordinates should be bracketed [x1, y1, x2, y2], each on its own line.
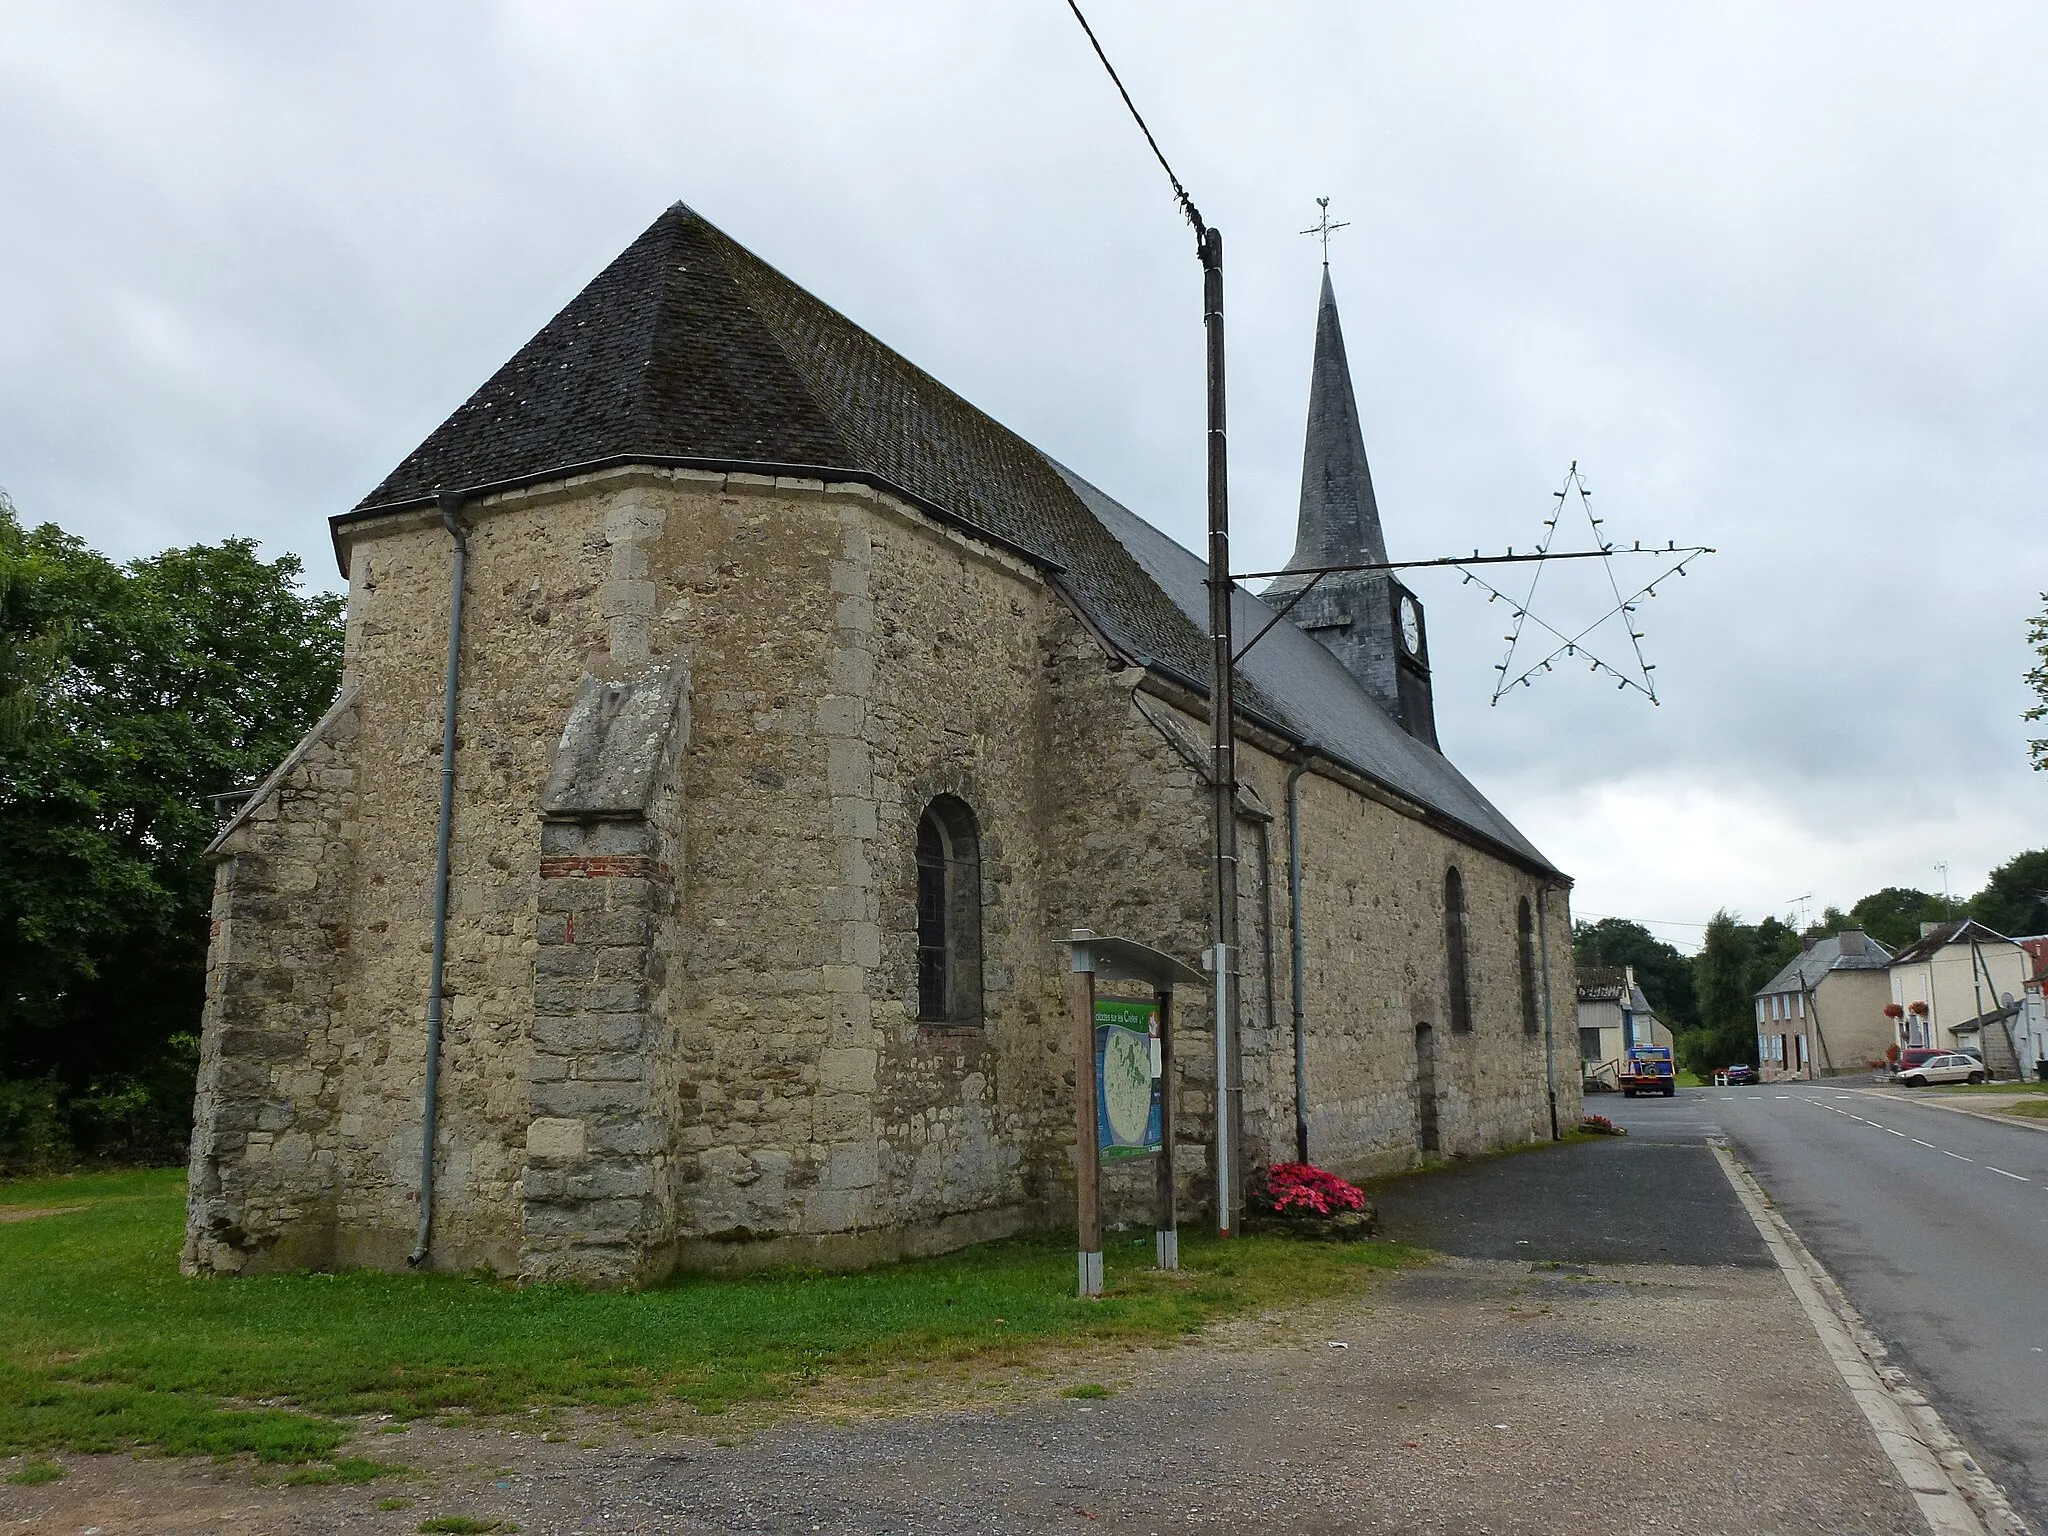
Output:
[410, 491, 470, 1268]
[1284, 744, 1319, 1164]
[1535, 881, 1562, 1141]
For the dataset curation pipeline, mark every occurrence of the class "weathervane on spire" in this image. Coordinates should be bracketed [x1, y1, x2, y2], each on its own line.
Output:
[1300, 197, 1349, 265]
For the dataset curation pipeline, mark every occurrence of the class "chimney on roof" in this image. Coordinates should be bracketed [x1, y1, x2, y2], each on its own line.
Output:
[1838, 930, 1867, 956]
[1801, 934, 1816, 952]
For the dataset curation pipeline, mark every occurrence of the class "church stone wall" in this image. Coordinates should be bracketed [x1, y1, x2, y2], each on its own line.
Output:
[634, 470, 1077, 1269]
[188, 463, 1573, 1285]
[1243, 748, 1577, 1175]
[183, 697, 360, 1273]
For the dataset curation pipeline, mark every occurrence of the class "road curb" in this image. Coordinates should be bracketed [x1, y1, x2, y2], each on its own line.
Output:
[1710, 1141, 2027, 1536]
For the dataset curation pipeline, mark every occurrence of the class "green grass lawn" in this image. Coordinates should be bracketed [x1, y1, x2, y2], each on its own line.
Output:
[0, 1168, 1419, 1467]
[1935, 1079, 2048, 1095]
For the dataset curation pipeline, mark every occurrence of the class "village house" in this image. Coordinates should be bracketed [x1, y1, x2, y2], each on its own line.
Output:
[1889, 920, 2031, 1078]
[1752, 929, 1893, 1081]
[1575, 966, 1672, 1089]
[184, 205, 1578, 1286]
[2007, 935, 2048, 1080]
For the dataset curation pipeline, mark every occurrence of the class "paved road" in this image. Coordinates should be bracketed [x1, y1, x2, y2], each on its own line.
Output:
[1371, 1091, 1769, 1267]
[1672, 1083, 2048, 1528]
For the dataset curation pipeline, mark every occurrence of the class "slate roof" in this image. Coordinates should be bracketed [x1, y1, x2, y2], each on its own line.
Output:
[1576, 967, 1626, 1000]
[1888, 919, 2015, 968]
[339, 203, 1560, 876]
[1755, 931, 1895, 998]
[1573, 968, 1655, 1018]
[1278, 267, 1387, 575]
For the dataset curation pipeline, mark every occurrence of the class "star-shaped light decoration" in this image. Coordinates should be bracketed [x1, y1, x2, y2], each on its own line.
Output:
[1465, 462, 1706, 707]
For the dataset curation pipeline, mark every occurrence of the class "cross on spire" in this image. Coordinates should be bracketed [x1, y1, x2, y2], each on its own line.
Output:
[1300, 196, 1349, 265]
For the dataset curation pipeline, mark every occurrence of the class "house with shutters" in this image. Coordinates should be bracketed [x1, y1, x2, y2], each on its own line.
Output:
[1751, 929, 1893, 1080]
[185, 205, 1577, 1286]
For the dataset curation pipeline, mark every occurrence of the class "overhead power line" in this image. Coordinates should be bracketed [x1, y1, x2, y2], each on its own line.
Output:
[1063, 0, 1205, 241]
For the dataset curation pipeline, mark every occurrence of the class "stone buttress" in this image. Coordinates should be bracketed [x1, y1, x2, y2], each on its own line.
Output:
[523, 661, 690, 1284]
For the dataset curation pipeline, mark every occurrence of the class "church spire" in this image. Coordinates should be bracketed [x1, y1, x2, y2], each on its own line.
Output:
[1283, 267, 1387, 573]
[1268, 235, 1437, 751]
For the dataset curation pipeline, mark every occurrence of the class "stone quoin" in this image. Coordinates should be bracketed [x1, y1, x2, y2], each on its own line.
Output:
[184, 203, 1579, 1286]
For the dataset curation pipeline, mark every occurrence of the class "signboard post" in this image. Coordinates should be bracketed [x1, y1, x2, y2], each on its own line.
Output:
[1068, 955, 1103, 1299]
[1065, 929, 1204, 1297]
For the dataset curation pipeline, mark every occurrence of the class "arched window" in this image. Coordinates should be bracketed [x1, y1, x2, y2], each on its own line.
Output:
[915, 796, 983, 1025]
[1517, 896, 1540, 1036]
[1444, 866, 1472, 1034]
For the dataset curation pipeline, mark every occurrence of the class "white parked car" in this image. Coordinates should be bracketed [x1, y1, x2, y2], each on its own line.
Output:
[1896, 1053, 1987, 1087]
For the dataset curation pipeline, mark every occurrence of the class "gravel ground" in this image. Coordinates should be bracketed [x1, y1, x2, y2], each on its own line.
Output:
[1, 1254, 1924, 1535]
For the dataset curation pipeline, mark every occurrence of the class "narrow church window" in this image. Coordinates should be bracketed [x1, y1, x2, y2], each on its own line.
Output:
[915, 796, 984, 1026]
[1444, 867, 1473, 1034]
[1517, 897, 1540, 1036]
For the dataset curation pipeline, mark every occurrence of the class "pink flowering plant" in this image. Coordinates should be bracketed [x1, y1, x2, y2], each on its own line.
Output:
[1264, 1161, 1368, 1218]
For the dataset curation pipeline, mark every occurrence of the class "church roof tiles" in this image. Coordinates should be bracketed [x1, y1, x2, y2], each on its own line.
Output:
[341, 203, 1558, 875]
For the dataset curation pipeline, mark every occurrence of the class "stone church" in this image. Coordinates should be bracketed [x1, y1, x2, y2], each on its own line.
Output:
[185, 203, 1579, 1285]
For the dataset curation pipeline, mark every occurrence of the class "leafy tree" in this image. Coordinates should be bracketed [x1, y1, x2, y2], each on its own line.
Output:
[0, 502, 342, 1167]
[2026, 594, 2046, 771]
[0, 494, 64, 749]
[1685, 911, 1802, 1072]
[1572, 916, 1698, 1033]
[1846, 887, 1950, 952]
[1970, 850, 2048, 939]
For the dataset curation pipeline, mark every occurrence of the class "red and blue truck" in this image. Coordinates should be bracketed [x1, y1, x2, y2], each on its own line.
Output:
[1622, 1044, 1676, 1098]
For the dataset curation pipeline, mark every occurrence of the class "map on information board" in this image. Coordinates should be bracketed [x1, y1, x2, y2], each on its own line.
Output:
[1095, 997, 1162, 1160]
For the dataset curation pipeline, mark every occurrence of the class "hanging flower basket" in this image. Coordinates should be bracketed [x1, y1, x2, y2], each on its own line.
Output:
[1908, 1001, 1930, 1016]
[1883, 1004, 1904, 1019]
[1247, 1162, 1377, 1240]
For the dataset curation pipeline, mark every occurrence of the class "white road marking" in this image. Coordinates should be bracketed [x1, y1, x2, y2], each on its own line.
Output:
[1886, 1129, 1909, 1138]
[1987, 1167, 2030, 1182]
[1912, 1139, 1936, 1149]
[1942, 1150, 1974, 1162]
[1710, 1147, 2007, 1534]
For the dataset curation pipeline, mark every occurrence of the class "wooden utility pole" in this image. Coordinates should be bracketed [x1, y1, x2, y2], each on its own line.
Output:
[1201, 225, 1243, 1237]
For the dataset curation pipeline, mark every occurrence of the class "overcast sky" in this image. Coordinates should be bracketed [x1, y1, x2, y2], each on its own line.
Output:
[4, 2, 2043, 948]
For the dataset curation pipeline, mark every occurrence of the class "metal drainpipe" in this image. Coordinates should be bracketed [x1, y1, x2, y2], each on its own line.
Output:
[1284, 745, 1319, 1163]
[1535, 882, 1561, 1140]
[409, 492, 469, 1267]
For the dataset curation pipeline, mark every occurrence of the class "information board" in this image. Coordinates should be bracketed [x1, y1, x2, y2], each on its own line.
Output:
[1095, 997, 1162, 1159]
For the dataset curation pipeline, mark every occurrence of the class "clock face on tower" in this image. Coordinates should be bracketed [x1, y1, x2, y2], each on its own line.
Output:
[1398, 593, 1422, 657]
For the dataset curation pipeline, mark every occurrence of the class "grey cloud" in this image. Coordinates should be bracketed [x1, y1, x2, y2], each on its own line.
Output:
[2, 0, 2042, 937]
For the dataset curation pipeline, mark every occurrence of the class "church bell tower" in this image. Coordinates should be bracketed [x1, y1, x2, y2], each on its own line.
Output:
[1263, 264, 1437, 749]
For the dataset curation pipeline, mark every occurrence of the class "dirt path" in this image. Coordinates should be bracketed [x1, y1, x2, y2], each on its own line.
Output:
[1, 1255, 1926, 1535]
